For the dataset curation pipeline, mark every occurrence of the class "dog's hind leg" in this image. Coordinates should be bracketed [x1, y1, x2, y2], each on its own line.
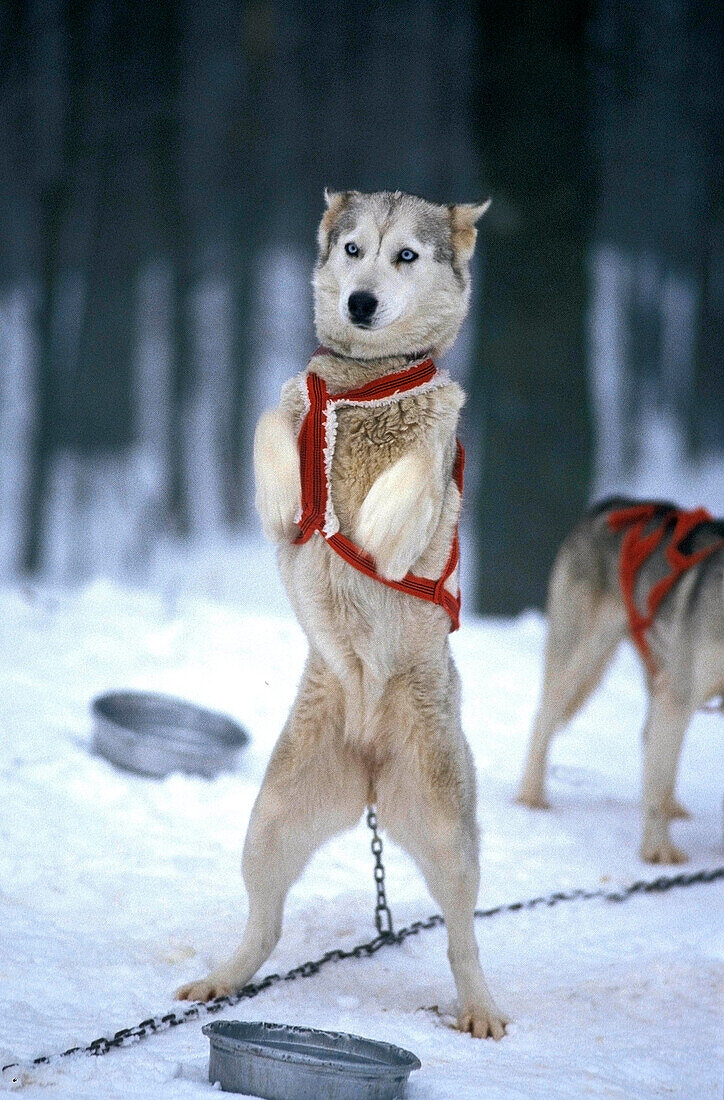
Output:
[176, 655, 366, 1002]
[517, 574, 625, 809]
[662, 792, 692, 819]
[640, 686, 692, 864]
[378, 663, 508, 1040]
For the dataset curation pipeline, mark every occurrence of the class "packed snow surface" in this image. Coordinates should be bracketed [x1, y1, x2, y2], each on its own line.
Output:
[0, 581, 721, 1098]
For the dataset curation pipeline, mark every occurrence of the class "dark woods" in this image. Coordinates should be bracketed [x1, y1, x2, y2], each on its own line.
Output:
[0, 1, 720, 610]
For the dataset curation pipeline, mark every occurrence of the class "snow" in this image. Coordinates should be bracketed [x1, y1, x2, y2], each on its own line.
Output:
[0, 579, 721, 1098]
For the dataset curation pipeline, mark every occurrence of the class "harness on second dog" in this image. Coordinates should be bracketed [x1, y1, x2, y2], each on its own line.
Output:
[608, 503, 724, 676]
[294, 353, 464, 630]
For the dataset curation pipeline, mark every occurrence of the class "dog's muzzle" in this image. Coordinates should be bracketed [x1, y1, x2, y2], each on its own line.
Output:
[347, 290, 378, 327]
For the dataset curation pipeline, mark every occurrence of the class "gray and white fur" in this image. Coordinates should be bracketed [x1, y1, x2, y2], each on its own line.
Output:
[517, 496, 723, 863]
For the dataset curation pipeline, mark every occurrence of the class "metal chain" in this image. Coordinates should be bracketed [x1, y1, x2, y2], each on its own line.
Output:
[3, 865, 722, 1078]
[366, 804, 394, 936]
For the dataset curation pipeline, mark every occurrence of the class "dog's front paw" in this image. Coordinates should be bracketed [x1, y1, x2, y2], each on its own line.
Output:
[515, 789, 551, 810]
[255, 474, 300, 544]
[515, 777, 550, 809]
[355, 452, 436, 580]
[175, 975, 234, 1002]
[254, 411, 301, 543]
[457, 1003, 508, 1040]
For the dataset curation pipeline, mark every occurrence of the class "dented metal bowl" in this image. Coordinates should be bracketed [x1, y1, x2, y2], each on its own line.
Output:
[203, 1020, 421, 1100]
[92, 690, 249, 778]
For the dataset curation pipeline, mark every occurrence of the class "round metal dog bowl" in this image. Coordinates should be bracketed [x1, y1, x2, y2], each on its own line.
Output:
[203, 1020, 421, 1100]
[91, 690, 249, 778]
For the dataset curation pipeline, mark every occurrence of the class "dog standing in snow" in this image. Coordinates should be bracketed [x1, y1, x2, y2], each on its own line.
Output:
[517, 497, 723, 863]
[177, 189, 507, 1039]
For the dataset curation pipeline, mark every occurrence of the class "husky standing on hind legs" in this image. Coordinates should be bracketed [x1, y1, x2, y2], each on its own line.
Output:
[517, 497, 723, 864]
[176, 190, 507, 1039]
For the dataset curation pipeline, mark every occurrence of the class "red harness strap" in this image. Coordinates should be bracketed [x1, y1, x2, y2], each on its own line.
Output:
[294, 359, 464, 630]
[607, 503, 723, 674]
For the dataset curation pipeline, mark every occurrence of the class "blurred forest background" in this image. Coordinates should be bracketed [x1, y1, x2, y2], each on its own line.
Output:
[0, 0, 721, 613]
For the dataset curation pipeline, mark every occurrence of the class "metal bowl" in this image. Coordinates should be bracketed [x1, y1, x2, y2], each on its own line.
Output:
[203, 1020, 421, 1100]
[91, 690, 249, 779]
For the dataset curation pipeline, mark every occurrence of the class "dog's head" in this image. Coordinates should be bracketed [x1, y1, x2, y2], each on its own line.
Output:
[313, 190, 490, 359]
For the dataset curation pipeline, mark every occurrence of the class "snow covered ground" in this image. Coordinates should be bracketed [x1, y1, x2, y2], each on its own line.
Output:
[0, 580, 721, 1098]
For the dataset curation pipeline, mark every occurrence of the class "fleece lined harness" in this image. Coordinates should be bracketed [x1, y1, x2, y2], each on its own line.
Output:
[608, 503, 724, 675]
[294, 353, 464, 630]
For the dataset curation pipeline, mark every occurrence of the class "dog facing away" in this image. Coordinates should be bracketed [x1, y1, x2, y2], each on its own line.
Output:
[176, 190, 507, 1038]
[517, 497, 723, 863]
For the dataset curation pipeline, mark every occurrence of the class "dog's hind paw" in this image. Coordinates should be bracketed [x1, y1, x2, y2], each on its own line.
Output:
[456, 1004, 508, 1040]
[640, 840, 688, 865]
[175, 976, 234, 1003]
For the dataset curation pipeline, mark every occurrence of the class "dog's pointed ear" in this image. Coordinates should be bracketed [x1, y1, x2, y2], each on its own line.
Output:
[456, 199, 492, 224]
[318, 190, 351, 256]
[449, 199, 491, 260]
[323, 188, 344, 209]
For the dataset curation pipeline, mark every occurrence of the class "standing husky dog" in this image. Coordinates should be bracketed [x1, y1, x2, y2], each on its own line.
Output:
[517, 497, 723, 864]
[176, 190, 507, 1039]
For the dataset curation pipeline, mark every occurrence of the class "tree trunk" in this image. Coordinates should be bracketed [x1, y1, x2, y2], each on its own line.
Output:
[472, 2, 594, 613]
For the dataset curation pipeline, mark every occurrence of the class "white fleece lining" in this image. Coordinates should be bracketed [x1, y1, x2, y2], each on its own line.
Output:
[293, 377, 311, 527]
[297, 362, 451, 539]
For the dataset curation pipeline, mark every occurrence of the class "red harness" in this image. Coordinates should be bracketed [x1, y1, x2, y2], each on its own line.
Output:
[294, 355, 464, 630]
[607, 503, 724, 674]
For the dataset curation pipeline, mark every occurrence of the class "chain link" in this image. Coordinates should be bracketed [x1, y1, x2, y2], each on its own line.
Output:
[366, 804, 394, 937]
[3, 865, 721, 1078]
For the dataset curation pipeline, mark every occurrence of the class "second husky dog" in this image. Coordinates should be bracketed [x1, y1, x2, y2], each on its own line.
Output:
[176, 190, 507, 1039]
[517, 497, 723, 863]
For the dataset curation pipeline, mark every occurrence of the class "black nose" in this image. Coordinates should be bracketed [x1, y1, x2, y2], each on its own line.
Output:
[347, 290, 377, 325]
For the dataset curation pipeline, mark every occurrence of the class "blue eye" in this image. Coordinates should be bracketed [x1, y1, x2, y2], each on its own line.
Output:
[344, 242, 359, 256]
[398, 248, 418, 263]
